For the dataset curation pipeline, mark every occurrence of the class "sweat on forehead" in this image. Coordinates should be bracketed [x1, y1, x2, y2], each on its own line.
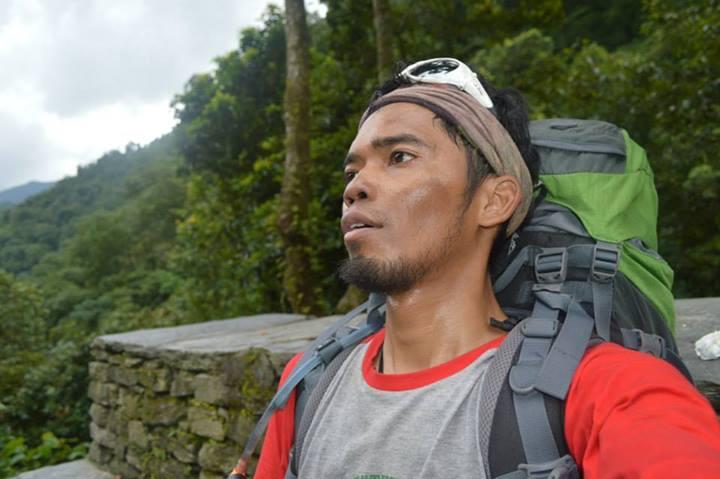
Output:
[358, 85, 533, 235]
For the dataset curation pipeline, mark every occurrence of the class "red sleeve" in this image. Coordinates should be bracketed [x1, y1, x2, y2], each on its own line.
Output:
[253, 353, 302, 479]
[565, 342, 720, 478]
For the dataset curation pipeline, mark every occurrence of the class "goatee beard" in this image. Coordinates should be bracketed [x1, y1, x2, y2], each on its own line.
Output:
[339, 207, 465, 294]
[338, 256, 430, 295]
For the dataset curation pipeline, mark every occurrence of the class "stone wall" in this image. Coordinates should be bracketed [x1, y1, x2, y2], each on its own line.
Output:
[87, 313, 337, 479]
[83, 298, 720, 479]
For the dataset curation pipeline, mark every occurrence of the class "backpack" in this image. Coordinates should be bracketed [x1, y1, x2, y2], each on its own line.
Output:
[232, 119, 693, 479]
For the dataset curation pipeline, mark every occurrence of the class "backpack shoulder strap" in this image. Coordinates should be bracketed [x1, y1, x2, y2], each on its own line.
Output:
[478, 320, 527, 476]
[230, 294, 386, 478]
[287, 342, 360, 478]
[484, 293, 591, 479]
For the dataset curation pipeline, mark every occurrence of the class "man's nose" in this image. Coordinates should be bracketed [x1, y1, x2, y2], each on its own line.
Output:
[343, 169, 376, 207]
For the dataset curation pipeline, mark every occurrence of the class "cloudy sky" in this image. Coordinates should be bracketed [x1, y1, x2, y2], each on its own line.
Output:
[0, 0, 324, 191]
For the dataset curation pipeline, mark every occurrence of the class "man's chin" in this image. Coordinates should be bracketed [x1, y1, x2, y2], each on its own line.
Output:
[338, 255, 422, 295]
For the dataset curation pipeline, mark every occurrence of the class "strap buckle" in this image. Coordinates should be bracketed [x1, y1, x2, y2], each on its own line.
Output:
[534, 248, 567, 284]
[519, 454, 579, 479]
[591, 243, 619, 283]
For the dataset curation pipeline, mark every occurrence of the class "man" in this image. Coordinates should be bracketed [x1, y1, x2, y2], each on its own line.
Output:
[249, 59, 720, 478]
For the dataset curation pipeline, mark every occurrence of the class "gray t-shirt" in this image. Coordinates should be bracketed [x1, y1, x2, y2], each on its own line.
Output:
[298, 332, 503, 479]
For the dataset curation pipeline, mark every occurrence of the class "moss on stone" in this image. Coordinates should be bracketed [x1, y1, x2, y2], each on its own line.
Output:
[139, 396, 185, 426]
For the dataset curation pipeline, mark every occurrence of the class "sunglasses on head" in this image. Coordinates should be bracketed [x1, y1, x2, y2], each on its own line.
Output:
[399, 57, 495, 111]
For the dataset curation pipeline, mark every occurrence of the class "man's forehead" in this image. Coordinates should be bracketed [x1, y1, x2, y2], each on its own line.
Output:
[349, 103, 442, 149]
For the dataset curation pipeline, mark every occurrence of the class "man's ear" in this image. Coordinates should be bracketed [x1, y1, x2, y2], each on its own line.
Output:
[474, 175, 522, 229]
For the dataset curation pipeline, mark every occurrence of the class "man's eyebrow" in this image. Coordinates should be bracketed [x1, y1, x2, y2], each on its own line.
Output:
[371, 133, 429, 150]
[343, 134, 429, 168]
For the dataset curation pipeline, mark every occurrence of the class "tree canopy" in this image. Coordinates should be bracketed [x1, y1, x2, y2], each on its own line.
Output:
[0, 0, 717, 475]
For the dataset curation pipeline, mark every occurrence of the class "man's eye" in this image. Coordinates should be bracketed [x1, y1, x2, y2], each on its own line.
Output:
[390, 151, 415, 164]
[344, 170, 357, 183]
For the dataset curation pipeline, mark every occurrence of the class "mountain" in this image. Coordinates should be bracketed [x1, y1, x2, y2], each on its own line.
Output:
[0, 181, 56, 206]
[0, 134, 181, 275]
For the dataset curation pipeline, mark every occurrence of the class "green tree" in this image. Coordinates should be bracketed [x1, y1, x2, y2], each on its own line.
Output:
[372, 0, 394, 84]
[0, 271, 46, 405]
[279, 0, 318, 314]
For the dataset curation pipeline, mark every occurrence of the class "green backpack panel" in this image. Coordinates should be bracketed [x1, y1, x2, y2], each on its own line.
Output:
[530, 119, 675, 330]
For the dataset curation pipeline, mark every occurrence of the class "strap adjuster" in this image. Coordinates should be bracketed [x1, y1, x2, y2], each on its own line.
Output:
[624, 328, 666, 358]
[591, 243, 619, 283]
[534, 248, 567, 284]
[521, 318, 560, 339]
[315, 338, 343, 365]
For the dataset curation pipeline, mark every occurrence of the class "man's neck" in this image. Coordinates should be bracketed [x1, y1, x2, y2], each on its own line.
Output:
[380, 259, 506, 374]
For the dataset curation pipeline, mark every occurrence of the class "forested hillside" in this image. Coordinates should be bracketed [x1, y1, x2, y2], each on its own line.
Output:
[1, 0, 718, 475]
[0, 135, 187, 475]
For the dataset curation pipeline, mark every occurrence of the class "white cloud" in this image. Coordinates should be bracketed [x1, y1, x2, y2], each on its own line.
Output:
[0, 0, 292, 191]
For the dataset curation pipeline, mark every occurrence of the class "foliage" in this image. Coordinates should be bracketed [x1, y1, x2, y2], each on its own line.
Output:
[0, 271, 47, 412]
[0, 0, 717, 472]
[0, 134, 187, 467]
[473, 0, 720, 296]
[0, 432, 87, 478]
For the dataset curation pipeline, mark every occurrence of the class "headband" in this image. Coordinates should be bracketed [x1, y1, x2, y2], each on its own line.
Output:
[359, 85, 533, 235]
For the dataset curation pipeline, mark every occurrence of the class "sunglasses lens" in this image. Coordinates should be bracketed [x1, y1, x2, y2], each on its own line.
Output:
[409, 59, 459, 78]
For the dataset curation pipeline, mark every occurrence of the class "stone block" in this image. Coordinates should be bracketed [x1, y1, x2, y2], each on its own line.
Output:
[142, 451, 193, 478]
[90, 422, 117, 449]
[158, 457, 192, 477]
[198, 442, 240, 473]
[232, 350, 277, 414]
[227, 412, 255, 445]
[188, 406, 226, 441]
[91, 347, 110, 362]
[108, 457, 139, 479]
[110, 366, 138, 387]
[193, 374, 226, 405]
[89, 361, 111, 382]
[123, 356, 144, 367]
[137, 365, 172, 393]
[117, 387, 141, 420]
[105, 410, 128, 437]
[127, 420, 149, 450]
[113, 443, 126, 463]
[89, 403, 110, 428]
[177, 419, 190, 432]
[200, 470, 226, 479]
[171, 370, 195, 397]
[88, 442, 113, 465]
[88, 381, 118, 406]
[166, 431, 200, 464]
[139, 396, 185, 426]
[269, 351, 295, 375]
[126, 450, 143, 470]
[171, 351, 224, 373]
[106, 350, 127, 365]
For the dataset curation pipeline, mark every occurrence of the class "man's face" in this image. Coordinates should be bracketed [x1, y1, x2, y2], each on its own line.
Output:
[340, 102, 479, 294]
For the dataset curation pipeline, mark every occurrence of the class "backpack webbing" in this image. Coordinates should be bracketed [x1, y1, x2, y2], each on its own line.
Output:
[478, 322, 526, 476]
[235, 293, 386, 475]
[287, 344, 360, 478]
